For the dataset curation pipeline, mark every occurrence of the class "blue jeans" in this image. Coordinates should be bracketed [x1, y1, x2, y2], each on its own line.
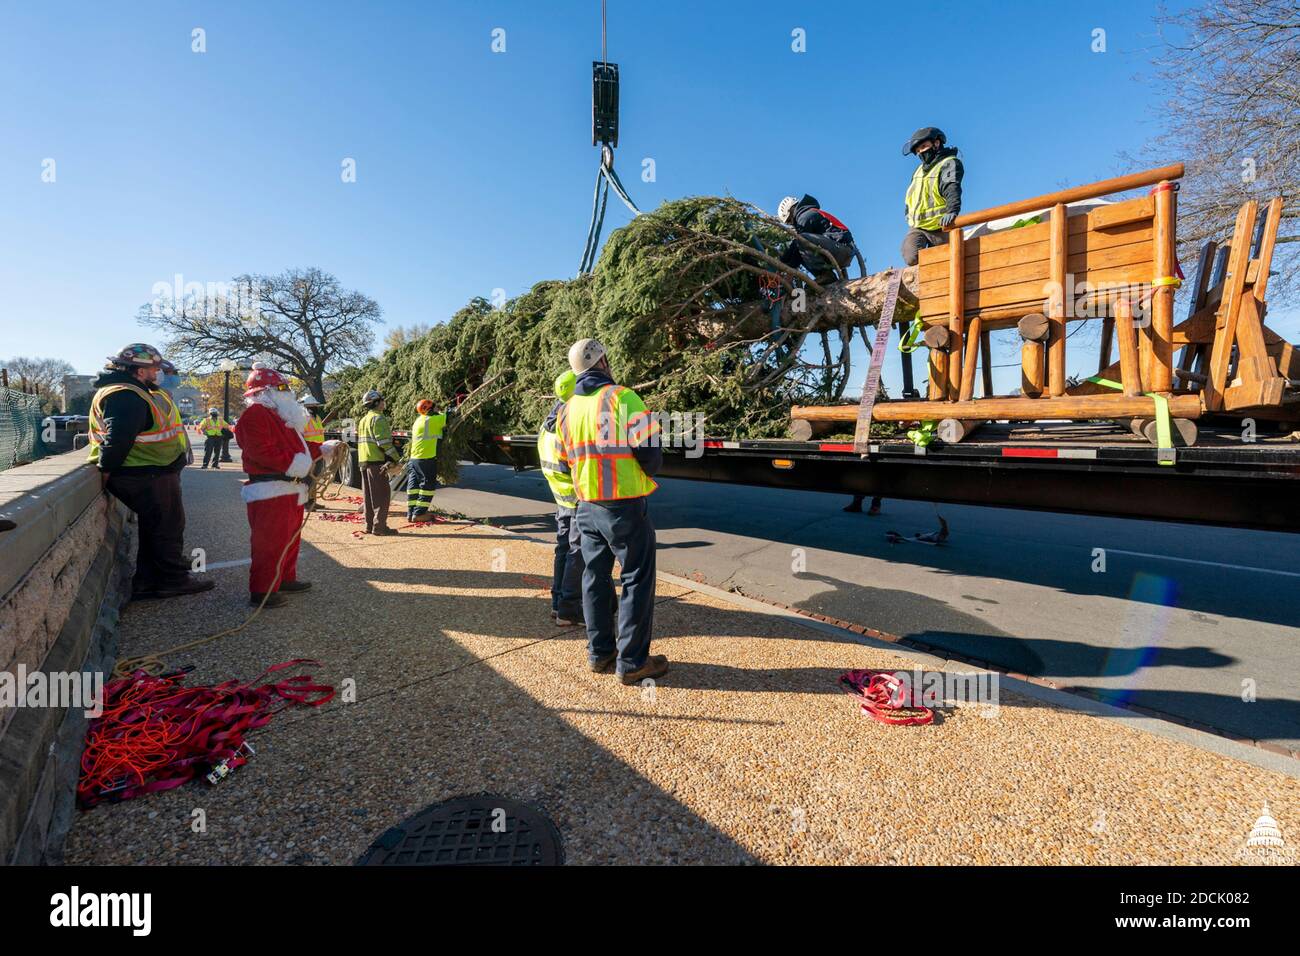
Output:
[576, 497, 656, 674]
[552, 507, 584, 618]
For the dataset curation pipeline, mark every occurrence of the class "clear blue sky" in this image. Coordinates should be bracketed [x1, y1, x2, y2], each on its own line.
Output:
[2, 0, 1291, 395]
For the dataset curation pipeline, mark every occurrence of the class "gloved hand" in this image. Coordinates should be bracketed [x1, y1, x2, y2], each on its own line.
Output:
[940, 213, 957, 229]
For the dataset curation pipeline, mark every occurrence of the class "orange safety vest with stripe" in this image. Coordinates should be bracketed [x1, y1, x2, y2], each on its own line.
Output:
[303, 414, 325, 443]
[87, 383, 188, 467]
[556, 384, 658, 502]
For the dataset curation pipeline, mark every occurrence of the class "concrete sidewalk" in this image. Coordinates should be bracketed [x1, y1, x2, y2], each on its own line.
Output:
[66, 459, 1300, 865]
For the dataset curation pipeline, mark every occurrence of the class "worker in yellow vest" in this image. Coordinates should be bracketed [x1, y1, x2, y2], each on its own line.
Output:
[406, 399, 446, 522]
[539, 371, 584, 625]
[555, 339, 668, 685]
[356, 389, 400, 535]
[200, 407, 231, 469]
[87, 343, 214, 601]
[901, 126, 964, 266]
[300, 394, 326, 446]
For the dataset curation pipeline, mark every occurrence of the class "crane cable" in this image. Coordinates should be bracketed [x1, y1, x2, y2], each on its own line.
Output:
[579, 0, 639, 274]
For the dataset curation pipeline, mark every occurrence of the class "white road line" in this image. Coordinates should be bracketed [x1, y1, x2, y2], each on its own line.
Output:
[1105, 548, 1300, 578]
[205, 558, 252, 571]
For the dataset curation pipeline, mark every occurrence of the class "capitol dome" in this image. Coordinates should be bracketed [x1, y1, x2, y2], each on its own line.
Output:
[1247, 803, 1284, 849]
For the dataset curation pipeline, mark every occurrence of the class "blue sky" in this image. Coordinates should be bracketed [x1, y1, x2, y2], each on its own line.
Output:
[2, 0, 1290, 395]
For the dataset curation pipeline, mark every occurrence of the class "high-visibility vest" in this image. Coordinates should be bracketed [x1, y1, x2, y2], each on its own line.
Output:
[357, 411, 395, 463]
[303, 414, 325, 444]
[905, 155, 957, 231]
[556, 384, 658, 502]
[409, 412, 445, 459]
[87, 383, 188, 468]
[537, 428, 577, 510]
[202, 416, 230, 437]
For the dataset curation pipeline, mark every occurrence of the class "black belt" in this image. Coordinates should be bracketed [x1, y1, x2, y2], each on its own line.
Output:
[246, 473, 307, 484]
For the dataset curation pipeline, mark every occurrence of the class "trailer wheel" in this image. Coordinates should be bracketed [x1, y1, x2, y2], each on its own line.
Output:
[341, 447, 363, 489]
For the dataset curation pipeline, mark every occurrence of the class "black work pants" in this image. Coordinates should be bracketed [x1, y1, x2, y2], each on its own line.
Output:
[106, 470, 193, 592]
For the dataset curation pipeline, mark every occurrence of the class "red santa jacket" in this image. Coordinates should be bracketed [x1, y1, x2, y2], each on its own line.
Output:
[234, 402, 321, 504]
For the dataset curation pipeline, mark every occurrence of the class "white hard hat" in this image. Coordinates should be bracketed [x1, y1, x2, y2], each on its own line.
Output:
[208, 407, 218, 414]
[299, 393, 322, 406]
[777, 196, 799, 223]
[568, 338, 607, 374]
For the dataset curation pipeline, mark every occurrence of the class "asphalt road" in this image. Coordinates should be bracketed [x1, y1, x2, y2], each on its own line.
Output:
[434, 462, 1300, 750]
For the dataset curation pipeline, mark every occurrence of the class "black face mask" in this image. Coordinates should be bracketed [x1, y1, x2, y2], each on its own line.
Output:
[918, 146, 939, 165]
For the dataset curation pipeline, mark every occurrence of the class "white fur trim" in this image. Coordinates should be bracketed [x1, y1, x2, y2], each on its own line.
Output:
[241, 480, 308, 505]
[285, 451, 311, 478]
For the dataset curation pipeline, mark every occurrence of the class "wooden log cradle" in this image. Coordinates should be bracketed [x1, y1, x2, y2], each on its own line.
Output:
[791, 162, 1299, 443]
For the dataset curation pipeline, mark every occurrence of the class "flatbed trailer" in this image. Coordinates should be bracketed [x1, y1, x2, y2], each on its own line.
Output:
[469, 423, 1300, 533]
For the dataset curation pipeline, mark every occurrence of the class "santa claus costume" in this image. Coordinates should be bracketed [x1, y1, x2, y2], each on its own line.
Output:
[233, 366, 321, 606]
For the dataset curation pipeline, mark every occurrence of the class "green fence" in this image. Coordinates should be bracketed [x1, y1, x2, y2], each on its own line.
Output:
[0, 387, 47, 472]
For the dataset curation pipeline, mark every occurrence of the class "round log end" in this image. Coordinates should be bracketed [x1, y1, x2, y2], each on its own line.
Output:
[1018, 313, 1051, 342]
[922, 326, 952, 351]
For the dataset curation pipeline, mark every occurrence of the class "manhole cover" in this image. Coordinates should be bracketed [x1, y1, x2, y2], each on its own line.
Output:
[357, 794, 564, 866]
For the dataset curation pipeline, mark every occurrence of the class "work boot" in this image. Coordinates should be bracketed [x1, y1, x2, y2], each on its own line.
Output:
[555, 613, 584, 627]
[371, 526, 398, 536]
[619, 655, 669, 686]
[249, 592, 289, 608]
[410, 513, 434, 523]
[278, 580, 312, 593]
[134, 577, 216, 601]
[589, 651, 616, 673]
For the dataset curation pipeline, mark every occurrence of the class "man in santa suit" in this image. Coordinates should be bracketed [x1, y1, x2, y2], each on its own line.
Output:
[233, 365, 321, 608]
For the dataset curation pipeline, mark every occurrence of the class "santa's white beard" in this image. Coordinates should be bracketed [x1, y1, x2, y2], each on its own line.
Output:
[248, 390, 310, 432]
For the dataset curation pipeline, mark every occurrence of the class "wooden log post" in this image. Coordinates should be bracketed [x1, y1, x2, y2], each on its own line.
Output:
[1115, 296, 1142, 396]
[980, 329, 994, 397]
[947, 229, 965, 400]
[1149, 181, 1177, 393]
[959, 315, 982, 402]
[925, 326, 950, 400]
[1048, 203, 1068, 396]
[1018, 313, 1049, 398]
[792, 393, 1202, 423]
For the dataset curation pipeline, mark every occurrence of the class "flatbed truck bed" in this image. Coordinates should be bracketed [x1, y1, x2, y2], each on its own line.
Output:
[467, 422, 1300, 533]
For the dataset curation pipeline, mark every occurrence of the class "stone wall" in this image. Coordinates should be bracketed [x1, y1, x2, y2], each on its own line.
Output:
[0, 450, 132, 864]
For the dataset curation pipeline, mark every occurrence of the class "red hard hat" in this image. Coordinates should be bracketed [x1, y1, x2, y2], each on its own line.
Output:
[243, 363, 289, 397]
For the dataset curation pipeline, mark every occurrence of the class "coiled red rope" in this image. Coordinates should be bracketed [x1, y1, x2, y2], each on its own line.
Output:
[79, 659, 334, 808]
[838, 669, 934, 726]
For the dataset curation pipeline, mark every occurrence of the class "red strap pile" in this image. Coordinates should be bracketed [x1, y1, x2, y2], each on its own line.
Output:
[838, 669, 934, 726]
[79, 660, 334, 808]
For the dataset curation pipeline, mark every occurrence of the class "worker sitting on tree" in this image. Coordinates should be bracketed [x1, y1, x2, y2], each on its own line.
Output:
[777, 194, 857, 285]
[356, 389, 401, 535]
[538, 371, 585, 626]
[556, 339, 669, 685]
[301, 394, 326, 446]
[201, 407, 231, 469]
[87, 343, 214, 602]
[901, 126, 964, 266]
[406, 399, 445, 523]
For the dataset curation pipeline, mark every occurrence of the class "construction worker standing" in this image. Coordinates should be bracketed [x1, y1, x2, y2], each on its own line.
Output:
[301, 394, 326, 446]
[901, 126, 964, 266]
[539, 371, 584, 626]
[200, 407, 231, 469]
[556, 339, 669, 685]
[87, 343, 214, 601]
[777, 194, 858, 284]
[356, 389, 400, 535]
[406, 399, 445, 523]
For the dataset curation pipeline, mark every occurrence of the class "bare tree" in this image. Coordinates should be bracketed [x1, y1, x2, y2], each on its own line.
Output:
[384, 323, 433, 351]
[4, 356, 76, 411]
[1144, 0, 1299, 299]
[137, 267, 382, 401]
